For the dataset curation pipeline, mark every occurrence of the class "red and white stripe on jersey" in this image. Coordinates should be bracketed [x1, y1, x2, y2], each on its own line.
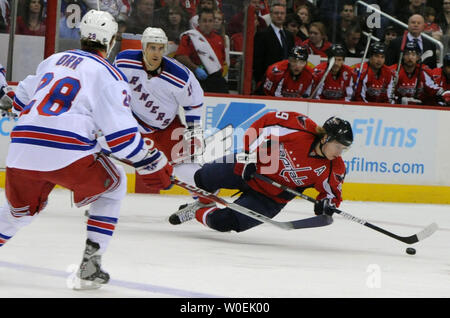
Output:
[160, 71, 187, 87]
[86, 215, 117, 236]
[75, 155, 121, 207]
[0, 232, 12, 247]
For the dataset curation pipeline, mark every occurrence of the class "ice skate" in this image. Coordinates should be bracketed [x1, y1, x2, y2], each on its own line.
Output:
[169, 201, 215, 225]
[73, 239, 110, 290]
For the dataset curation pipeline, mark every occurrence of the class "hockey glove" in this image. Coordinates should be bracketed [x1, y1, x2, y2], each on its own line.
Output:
[236, 152, 257, 181]
[314, 198, 336, 216]
[438, 90, 450, 106]
[194, 67, 208, 80]
[0, 86, 16, 118]
[183, 124, 204, 160]
[134, 149, 174, 191]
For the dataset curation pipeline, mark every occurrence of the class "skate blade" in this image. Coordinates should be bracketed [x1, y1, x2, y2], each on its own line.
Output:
[72, 277, 103, 290]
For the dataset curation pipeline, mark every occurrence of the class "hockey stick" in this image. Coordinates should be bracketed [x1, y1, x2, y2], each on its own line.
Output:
[173, 179, 332, 231]
[391, 31, 409, 102]
[253, 173, 438, 244]
[412, 50, 433, 101]
[351, 29, 373, 101]
[309, 56, 335, 99]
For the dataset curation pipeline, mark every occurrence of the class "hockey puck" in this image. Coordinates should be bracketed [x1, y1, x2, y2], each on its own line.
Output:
[406, 247, 416, 255]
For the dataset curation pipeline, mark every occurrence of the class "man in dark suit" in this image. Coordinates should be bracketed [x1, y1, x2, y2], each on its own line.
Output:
[386, 14, 437, 69]
[253, 2, 295, 87]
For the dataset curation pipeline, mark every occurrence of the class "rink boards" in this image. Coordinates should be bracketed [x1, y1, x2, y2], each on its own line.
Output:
[0, 91, 449, 204]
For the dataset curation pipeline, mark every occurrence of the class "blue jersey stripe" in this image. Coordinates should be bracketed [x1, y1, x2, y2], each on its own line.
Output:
[89, 215, 118, 224]
[126, 137, 144, 159]
[110, 134, 136, 153]
[0, 233, 12, 240]
[13, 125, 95, 144]
[159, 74, 183, 88]
[87, 226, 114, 236]
[105, 127, 138, 142]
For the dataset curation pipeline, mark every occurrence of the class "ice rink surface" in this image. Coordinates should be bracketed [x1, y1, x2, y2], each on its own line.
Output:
[0, 188, 449, 298]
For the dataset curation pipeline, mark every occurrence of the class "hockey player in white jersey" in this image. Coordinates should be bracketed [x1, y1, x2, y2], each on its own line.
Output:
[114, 27, 204, 193]
[0, 10, 173, 290]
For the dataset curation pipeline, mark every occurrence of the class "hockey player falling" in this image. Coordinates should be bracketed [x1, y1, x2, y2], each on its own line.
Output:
[114, 27, 204, 191]
[169, 112, 353, 233]
[0, 10, 174, 289]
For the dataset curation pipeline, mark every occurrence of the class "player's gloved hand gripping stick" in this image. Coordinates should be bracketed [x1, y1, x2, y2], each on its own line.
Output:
[252, 172, 438, 244]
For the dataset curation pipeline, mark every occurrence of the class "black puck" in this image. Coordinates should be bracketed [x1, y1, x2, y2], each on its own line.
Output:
[406, 247, 416, 255]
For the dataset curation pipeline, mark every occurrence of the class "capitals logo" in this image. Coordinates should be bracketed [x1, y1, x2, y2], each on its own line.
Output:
[278, 143, 311, 186]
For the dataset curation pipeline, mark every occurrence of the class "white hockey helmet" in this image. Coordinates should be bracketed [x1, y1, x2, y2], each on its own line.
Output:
[141, 27, 168, 52]
[80, 10, 118, 56]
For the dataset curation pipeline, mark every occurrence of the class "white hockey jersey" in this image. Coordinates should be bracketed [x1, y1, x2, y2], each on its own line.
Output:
[8, 49, 148, 171]
[0, 64, 7, 88]
[114, 50, 204, 133]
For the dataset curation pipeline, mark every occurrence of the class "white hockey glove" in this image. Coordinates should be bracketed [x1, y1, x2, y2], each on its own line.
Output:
[0, 86, 16, 118]
[183, 123, 204, 160]
[401, 97, 422, 105]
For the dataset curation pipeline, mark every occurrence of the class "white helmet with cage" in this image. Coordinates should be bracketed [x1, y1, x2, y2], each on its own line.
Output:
[80, 10, 118, 56]
[141, 27, 168, 52]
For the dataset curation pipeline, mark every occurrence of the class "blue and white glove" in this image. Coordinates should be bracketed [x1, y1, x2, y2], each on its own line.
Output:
[314, 198, 336, 216]
[194, 67, 208, 80]
[0, 86, 16, 118]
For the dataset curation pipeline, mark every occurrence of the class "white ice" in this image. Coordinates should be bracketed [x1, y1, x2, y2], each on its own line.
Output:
[0, 188, 449, 298]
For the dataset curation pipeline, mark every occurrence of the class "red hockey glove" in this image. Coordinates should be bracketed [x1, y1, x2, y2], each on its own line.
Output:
[134, 149, 174, 191]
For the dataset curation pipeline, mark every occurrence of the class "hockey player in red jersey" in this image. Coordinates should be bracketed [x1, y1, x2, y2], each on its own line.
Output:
[353, 42, 395, 104]
[262, 46, 316, 98]
[313, 44, 355, 101]
[389, 41, 446, 105]
[168, 112, 353, 233]
[431, 53, 450, 95]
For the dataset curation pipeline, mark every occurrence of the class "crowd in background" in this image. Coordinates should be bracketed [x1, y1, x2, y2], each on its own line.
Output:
[1, 0, 450, 105]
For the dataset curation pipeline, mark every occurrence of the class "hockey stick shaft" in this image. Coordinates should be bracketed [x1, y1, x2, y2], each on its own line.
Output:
[310, 56, 335, 99]
[351, 29, 373, 100]
[173, 179, 335, 231]
[253, 173, 437, 244]
[391, 30, 409, 102]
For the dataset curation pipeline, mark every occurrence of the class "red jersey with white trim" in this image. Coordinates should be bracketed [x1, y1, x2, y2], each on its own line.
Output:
[354, 63, 394, 103]
[313, 62, 355, 101]
[263, 60, 315, 98]
[234, 111, 346, 205]
[431, 67, 450, 91]
[114, 50, 204, 133]
[389, 64, 442, 104]
[302, 39, 332, 58]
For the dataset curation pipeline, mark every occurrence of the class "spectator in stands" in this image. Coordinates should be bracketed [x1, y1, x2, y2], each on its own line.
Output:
[284, 13, 303, 46]
[302, 22, 332, 58]
[253, 2, 294, 86]
[214, 9, 230, 78]
[262, 46, 315, 98]
[383, 24, 400, 46]
[124, 0, 155, 35]
[332, 1, 357, 45]
[313, 44, 355, 101]
[176, 8, 228, 93]
[436, 0, 450, 35]
[292, 0, 319, 22]
[227, 0, 267, 36]
[16, 0, 46, 36]
[83, 0, 130, 23]
[395, 0, 427, 23]
[423, 6, 443, 40]
[156, 3, 190, 44]
[190, 0, 216, 29]
[386, 14, 438, 69]
[295, 4, 310, 42]
[340, 24, 365, 58]
[0, 0, 10, 33]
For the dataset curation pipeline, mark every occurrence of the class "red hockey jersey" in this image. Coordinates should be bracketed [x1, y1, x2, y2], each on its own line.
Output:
[263, 60, 316, 98]
[430, 67, 450, 91]
[313, 62, 355, 101]
[353, 63, 395, 103]
[234, 111, 346, 206]
[389, 64, 442, 105]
